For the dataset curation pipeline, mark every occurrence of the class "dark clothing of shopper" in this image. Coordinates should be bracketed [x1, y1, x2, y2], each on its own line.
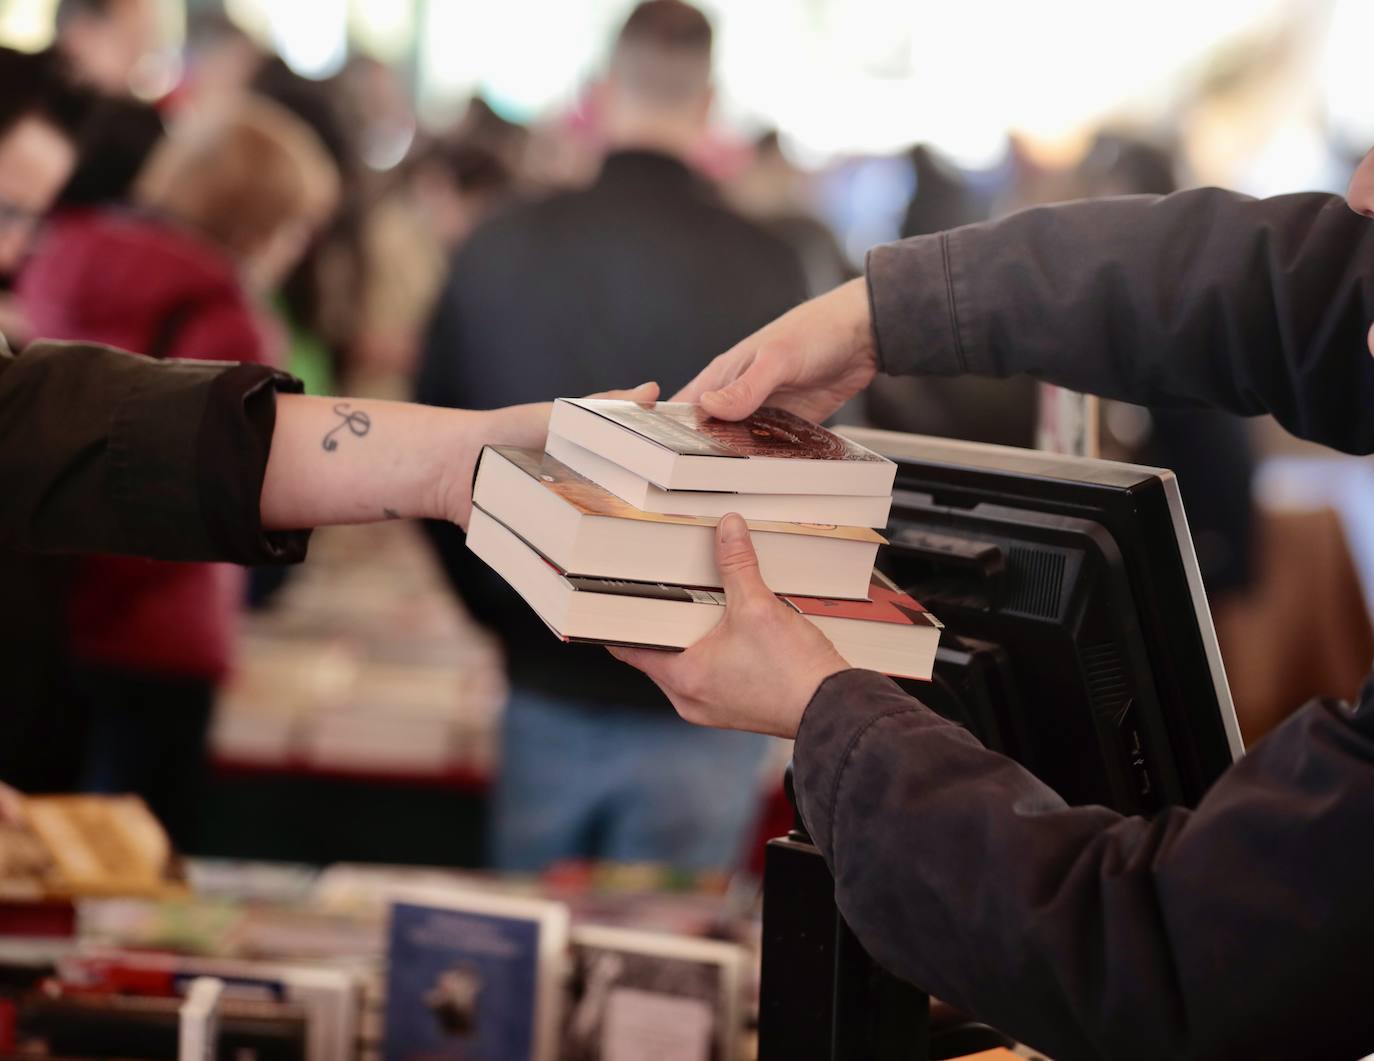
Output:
[796, 188, 1374, 1061]
[418, 149, 808, 708]
[417, 148, 807, 870]
[0, 336, 305, 563]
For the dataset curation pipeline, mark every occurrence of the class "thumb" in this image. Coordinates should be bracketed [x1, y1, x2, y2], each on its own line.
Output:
[700, 348, 787, 421]
[715, 513, 770, 602]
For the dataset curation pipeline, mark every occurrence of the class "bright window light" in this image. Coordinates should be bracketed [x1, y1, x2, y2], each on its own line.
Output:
[268, 0, 348, 80]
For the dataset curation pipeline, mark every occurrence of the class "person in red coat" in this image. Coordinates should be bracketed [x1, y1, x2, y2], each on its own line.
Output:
[19, 95, 339, 844]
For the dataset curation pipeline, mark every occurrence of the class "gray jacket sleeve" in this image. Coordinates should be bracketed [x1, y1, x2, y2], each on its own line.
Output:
[866, 188, 1374, 454]
[0, 337, 308, 563]
[793, 669, 1374, 1061]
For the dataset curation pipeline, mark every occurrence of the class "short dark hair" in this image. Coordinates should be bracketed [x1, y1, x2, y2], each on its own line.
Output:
[417, 141, 511, 198]
[612, 0, 713, 104]
[0, 46, 90, 143]
[616, 0, 713, 55]
[55, 0, 117, 28]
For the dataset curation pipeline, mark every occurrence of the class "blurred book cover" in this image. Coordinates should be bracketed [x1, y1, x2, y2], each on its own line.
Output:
[384, 888, 568, 1061]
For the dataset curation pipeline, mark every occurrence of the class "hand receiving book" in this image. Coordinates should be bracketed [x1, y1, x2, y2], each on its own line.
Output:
[465, 399, 943, 727]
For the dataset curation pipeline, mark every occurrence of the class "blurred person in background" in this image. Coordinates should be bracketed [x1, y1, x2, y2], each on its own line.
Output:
[0, 47, 87, 315]
[18, 98, 340, 846]
[419, 0, 808, 872]
[52, 0, 156, 96]
[0, 46, 89, 799]
[175, 10, 262, 118]
[353, 140, 515, 389]
[251, 57, 366, 398]
[727, 130, 854, 298]
[50, 0, 166, 213]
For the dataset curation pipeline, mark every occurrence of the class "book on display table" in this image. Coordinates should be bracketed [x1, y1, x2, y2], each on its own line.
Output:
[383, 886, 569, 1061]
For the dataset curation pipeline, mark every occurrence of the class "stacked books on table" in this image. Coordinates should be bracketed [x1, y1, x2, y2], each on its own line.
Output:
[467, 398, 942, 679]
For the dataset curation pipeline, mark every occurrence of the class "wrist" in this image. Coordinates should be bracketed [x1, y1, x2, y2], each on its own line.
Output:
[425, 407, 487, 526]
[783, 656, 851, 738]
[839, 277, 877, 367]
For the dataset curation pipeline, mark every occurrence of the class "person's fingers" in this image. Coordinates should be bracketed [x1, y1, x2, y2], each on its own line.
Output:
[671, 352, 737, 404]
[607, 643, 676, 679]
[699, 345, 791, 421]
[594, 381, 660, 402]
[714, 513, 770, 601]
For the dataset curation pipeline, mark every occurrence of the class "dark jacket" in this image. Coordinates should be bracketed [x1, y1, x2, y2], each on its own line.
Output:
[20, 209, 282, 680]
[0, 336, 307, 564]
[795, 189, 1374, 1061]
[418, 149, 808, 707]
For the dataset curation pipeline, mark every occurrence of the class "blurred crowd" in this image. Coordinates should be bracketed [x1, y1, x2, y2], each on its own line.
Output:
[1, 0, 1370, 873]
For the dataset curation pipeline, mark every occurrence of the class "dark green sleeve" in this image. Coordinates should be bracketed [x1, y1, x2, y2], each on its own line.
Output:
[865, 188, 1374, 454]
[0, 338, 310, 563]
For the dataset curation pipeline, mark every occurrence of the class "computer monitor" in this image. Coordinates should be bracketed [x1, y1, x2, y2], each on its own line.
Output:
[759, 428, 1244, 1060]
[845, 426, 1243, 811]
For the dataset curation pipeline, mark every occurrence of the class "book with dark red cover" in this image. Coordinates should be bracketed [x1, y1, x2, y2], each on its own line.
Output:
[547, 399, 897, 495]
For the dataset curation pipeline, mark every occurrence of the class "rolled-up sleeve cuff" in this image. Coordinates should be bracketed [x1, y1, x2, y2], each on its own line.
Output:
[111, 358, 309, 564]
[793, 668, 930, 857]
[866, 230, 989, 379]
[199, 364, 310, 565]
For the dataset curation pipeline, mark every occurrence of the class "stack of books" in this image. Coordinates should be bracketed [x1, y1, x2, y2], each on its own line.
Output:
[467, 398, 942, 679]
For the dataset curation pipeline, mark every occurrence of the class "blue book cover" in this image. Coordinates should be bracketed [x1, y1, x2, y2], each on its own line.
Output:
[384, 895, 565, 1061]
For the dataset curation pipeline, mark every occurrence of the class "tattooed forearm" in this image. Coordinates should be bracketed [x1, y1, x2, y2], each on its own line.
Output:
[321, 403, 372, 452]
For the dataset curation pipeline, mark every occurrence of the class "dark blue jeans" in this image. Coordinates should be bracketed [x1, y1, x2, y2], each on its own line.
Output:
[490, 689, 771, 872]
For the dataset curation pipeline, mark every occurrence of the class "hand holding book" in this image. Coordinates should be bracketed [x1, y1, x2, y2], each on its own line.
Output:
[674, 277, 877, 423]
[609, 513, 852, 739]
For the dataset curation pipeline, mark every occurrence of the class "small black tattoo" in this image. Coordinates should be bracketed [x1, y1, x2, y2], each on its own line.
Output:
[383, 508, 401, 520]
[322, 402, 371, 452]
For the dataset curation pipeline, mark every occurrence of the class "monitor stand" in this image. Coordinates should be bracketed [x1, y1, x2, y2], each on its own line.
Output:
[757, 769, 930, 1061]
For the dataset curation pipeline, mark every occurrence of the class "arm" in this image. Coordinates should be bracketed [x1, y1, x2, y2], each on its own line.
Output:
[613, 520, 1374, 1061]
[259, 394, 551, 531]
[0, 338, 307, 562]
[0, 337, 653, 560]
[868, 188, 1374, 452]
[680, 189, 1374, 454]
[794, 671, 1374, 1061]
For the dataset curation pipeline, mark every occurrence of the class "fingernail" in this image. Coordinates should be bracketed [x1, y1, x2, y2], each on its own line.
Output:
[719, 513, 747, 542]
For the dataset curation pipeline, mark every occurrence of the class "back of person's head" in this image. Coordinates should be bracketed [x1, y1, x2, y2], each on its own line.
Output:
[0, 46, 89, 143]
[1077, 133, 1178, 198]
[0, 47, 90, 274]
[135, 96, 341, 285]
[608, 0, 713, 118]
[55, 0, 156, 95]
[411, 140, 513, 249]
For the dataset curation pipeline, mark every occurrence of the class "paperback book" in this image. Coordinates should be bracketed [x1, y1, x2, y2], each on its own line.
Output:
[561, 925, 745, 1061]
[383, 886, 569, 1061]
[466, 507, 941, 680]
[471, 446, 884, 601]
[545, 433, 892, 528]
[547, 399, 897, 496]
